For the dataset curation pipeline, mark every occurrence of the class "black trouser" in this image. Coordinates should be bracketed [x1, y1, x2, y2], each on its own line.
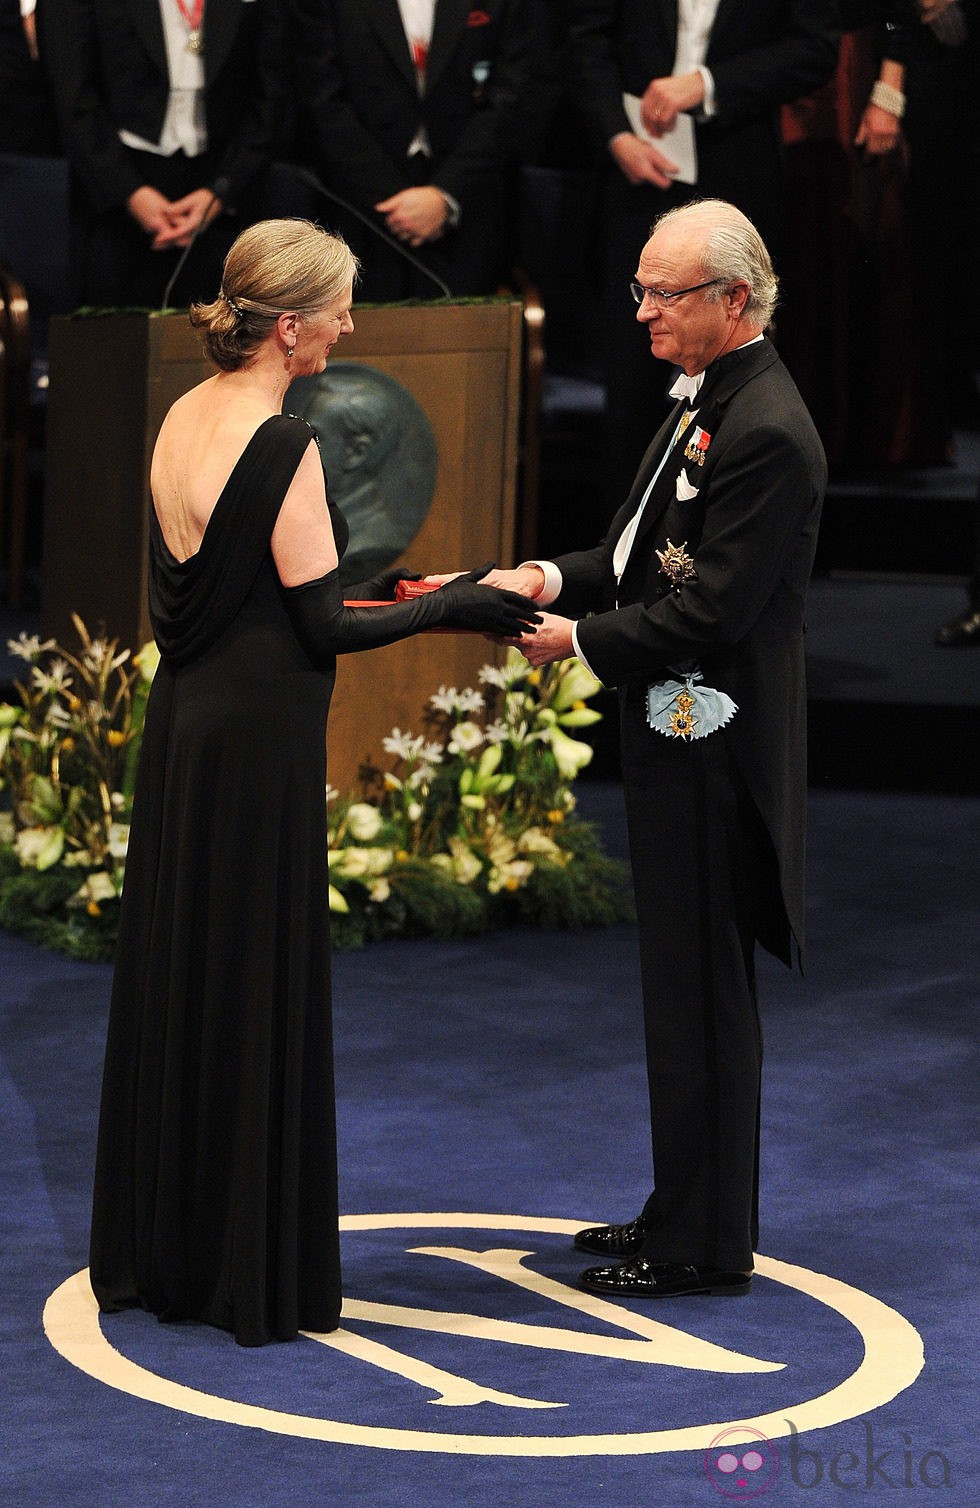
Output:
[619, 693, 777, 1272]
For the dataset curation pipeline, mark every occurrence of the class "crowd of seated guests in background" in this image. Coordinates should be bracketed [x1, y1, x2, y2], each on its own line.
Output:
[1, 0, 978, 640]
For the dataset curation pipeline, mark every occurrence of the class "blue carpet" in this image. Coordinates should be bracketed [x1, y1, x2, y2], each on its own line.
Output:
[1, 783, 977, 1505]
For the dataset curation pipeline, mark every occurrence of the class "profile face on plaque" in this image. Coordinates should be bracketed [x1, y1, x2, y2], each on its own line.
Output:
[288, 363, 438, 587]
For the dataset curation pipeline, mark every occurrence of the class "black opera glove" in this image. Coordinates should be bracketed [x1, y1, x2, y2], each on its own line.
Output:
[283, 564, 541, 663]
[344, 566, 422, 602]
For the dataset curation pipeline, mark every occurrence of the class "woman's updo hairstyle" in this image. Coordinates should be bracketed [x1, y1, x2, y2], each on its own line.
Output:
[190, 218, 359, 371]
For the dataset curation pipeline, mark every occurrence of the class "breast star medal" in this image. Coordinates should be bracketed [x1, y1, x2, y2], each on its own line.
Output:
[656, 538, 698, 587]
[683, 425, 711, 466]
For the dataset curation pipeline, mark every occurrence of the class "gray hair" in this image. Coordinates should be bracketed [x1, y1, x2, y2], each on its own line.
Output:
[651, 199, 779, 327]
[190, 219, 359, 371]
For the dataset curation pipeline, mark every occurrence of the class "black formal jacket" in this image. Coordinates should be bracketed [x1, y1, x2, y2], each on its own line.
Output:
[38, 0, 280, 213]
[551, 339, 826, 966]
[569, 0, 838, 242]
[291, 0, 546, 227]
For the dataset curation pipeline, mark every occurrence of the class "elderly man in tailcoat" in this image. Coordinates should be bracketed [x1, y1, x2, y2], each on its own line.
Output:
[477, 198, 826, 1297]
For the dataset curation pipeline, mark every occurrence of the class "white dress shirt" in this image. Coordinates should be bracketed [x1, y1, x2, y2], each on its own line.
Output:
[528, 337, 764, 676]
[118, 0, 207, 158]
[675, 0, 721, 118]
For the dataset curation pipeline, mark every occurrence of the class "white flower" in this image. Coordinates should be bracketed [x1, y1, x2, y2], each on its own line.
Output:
[420, 740, 445, 765]
[328, 884, 349, 914]
[551, 658, 603, 711]
[545, 724, 594, 779]
[429, 685, 484, 717]
[407, 801, 423, 822]
[7, 633, 55, 661]
[447, 720, 484, 755]
[478, 649, 528, 690]
[487, 859, 534, 894]
[30, 660, 73, 696]
[434, 836, 483, 885]
[484, 719, 510, 744]
[82, 640, 129, 674]
[429, 685, 459, 714]
[107, 822, 130, 860]
[368, 877, 391, 904]
[517, 825, 561, 858]
[346, 801, 383, 841]
[485, 827, 517, 866]
[325, 784, 340, 805]
[382, 727, 426, 761]
[62, 848, 95, 868]
[408, 762, 437, 789]
[329, 845, 394, 880]
[73, 870, 118, 906]
[14, 824, 65, 871]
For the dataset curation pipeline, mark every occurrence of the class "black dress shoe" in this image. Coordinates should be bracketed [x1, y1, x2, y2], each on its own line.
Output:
[935, 607, 980, 647]
[574, 1215, 649, 1256]
[579, 1258, 753, 1297]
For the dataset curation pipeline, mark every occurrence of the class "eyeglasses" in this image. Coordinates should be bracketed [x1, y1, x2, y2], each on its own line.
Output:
[629, 278, 725, 309]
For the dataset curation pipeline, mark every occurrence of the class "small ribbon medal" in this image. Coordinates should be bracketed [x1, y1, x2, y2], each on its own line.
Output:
[683, 426, 711, 467]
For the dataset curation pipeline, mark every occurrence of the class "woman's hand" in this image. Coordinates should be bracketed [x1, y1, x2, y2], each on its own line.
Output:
[855, 102, 902, 155]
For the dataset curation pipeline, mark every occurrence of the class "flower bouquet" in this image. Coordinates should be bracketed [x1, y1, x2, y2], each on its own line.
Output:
[0, 625, 632, 960]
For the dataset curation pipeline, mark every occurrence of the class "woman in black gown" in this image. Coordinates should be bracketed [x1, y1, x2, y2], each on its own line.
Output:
[88, 218, 539, 1346]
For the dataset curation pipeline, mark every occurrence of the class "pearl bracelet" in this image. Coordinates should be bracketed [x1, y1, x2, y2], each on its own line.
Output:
[869, 80, 905, 119]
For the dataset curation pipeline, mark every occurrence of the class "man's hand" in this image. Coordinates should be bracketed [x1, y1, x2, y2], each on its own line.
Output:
[375, 187, 448, 246]
[640, 71, 704, 136]
[127, 186, 179, 245]
[519, 612, 575, 666]
[423, 565, 546, 598]
[127, 186, 221, 249]
[610, 132, 677, 189]
[162, 188, 224, 248]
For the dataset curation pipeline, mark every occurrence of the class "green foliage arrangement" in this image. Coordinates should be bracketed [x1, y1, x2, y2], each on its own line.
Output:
[0, 625, 632, 961]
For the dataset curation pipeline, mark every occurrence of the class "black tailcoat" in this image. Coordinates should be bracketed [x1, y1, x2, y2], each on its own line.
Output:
[553, 337, 825, 966]
[290, 0, 547, 296]
[549, 339, 825, 1268]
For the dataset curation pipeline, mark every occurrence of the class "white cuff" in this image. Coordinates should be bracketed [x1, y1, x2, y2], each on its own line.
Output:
[436, 189, 461, 228]
[521, 559, 562, 606]
[695, 64, 716, 119]
[570, 621, 600, 679]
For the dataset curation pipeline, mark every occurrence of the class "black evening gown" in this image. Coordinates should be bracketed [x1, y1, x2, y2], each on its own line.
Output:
[89, 414, 347, 1346]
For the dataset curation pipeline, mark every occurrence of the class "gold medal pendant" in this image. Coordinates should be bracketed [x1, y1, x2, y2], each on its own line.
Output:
[668, 689, 698, 739]
[187, 28, 202, 52]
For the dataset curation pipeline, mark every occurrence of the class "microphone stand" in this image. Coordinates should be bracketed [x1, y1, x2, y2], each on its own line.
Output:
[289, 166, 454, 301]
[159, 178, 228, 312]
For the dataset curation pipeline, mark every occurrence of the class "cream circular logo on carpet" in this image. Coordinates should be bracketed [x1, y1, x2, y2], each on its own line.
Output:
[44, 1214, 924, 1457]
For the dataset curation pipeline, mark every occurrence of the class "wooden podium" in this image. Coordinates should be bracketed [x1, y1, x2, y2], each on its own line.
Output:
[43, 302, 523, 792]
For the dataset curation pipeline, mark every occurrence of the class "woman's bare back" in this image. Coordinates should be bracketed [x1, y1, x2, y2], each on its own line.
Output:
[150, 377, 277, 563]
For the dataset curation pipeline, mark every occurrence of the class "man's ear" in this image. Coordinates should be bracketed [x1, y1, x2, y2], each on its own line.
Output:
[728, 281, 750, 318]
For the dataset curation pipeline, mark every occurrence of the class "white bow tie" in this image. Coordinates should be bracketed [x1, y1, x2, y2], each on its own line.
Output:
[669, 371, 705, 404]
